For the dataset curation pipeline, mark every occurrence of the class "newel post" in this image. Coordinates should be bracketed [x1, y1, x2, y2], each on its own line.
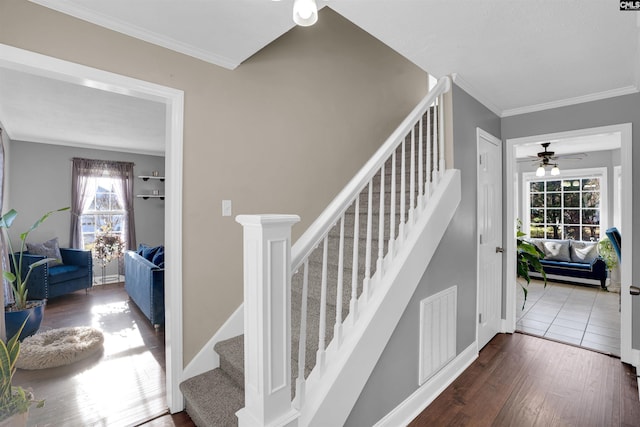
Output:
[235, 214, 301, 427]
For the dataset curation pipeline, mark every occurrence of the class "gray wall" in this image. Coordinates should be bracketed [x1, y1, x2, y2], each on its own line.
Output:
[502, 92, 640, 347]
[345, 84, 501, 426]
[517, 148, 621, 233]
[7, 140, 164, 277]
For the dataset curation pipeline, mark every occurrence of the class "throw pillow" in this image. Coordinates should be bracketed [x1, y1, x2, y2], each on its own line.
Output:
[529, 239, 546, 254]
[141, 244, 161, 262]
[152, 246, 164, 267]
[570, 241, 598, 263]
[542, 240, 571, 262]
[26, 237, 63, 266]
[137, 243, 149, 256]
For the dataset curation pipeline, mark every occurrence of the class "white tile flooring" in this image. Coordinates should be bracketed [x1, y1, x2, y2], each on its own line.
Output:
[516, 279, 620, 356]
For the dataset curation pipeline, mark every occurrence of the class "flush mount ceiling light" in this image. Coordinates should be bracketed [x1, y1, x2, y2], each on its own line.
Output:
[293, 0, 318, 26]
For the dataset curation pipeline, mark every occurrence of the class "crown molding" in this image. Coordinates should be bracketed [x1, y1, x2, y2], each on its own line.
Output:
[502, 85, 639, 117]
[451, 73, 503, 117]
[29, 0, 240, 70]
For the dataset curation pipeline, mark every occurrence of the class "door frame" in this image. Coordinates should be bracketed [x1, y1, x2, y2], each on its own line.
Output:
[476, 128, 503, 349]
[0, 44, 185, 410]
[505, 123, 633, 365]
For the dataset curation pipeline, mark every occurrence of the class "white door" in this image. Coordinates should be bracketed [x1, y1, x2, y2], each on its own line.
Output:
[477, 129, 503, 350]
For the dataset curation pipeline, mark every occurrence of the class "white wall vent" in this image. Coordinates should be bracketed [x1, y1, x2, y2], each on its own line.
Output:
[419, 286, 457, 385]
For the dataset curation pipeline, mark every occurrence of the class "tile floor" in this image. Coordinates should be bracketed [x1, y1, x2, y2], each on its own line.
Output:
[516, 279, 620, 356]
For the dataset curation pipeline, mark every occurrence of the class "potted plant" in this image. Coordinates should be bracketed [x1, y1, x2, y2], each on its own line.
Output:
[2, 207, 69, 340]
[0, 321, 44, 426]
[516, 220, 547, 308]
[598, 238, 619, 291]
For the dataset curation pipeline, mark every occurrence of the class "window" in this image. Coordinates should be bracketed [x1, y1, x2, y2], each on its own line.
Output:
[81, 177, 126, 250]
[523, 168, 606, 241]
[71, 158, 135, 251]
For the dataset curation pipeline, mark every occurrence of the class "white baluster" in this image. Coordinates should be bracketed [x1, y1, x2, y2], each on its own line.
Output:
[334, 216, 345, 346]
[293, 260, 309, 410]
[376, 165, 385, 280]
[438, 93, 445, 179]
[418, 116, 424, 210]
[389, 150, 396, 259]
[363, 182, 373, 301]
[409, 126, 416, 226]
[399, 140, 406, 243]
[235, 215, 300, 427]
[426, 108, 432, 197]
[350, 198, 360, 323]
[433, 100, 439, 187]
[316, 235, 329, 373]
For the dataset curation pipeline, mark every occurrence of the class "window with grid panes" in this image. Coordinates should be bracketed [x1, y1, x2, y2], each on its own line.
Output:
[81, 177, 126, 250]
[527, 177, 601, 241]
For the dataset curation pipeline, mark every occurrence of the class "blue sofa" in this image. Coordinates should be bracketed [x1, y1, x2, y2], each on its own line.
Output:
[14, 248, 93, 299]
[528, 238, 607, 288]
[124, 247, 165, 328]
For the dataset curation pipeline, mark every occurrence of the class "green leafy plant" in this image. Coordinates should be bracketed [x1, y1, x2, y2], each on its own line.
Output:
[1, 207, 70, 310]
[598, 238, 618, 271]
[516, 219, 547, 308]
[0, 320, 44, 422]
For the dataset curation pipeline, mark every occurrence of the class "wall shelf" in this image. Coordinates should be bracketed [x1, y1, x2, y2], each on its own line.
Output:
[137, 173, 165, 200]
[138, 175, 165, 182]
[137, 195, 165, 200]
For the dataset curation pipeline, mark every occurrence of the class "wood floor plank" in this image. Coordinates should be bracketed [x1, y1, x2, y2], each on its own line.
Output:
[411, 333, 640, 427]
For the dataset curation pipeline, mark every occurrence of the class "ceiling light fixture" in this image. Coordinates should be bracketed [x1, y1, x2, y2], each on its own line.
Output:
[536, 165, 546, 177]
[550, 164, 560, 176]
[293, 0, 318, 26]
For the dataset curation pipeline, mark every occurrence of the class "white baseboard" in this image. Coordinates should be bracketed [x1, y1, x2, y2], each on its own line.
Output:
[374, 341, 478, 427]
[181, 303, 244, 381]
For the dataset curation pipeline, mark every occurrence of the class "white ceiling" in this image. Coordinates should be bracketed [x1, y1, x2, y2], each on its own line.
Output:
[1, 0, 638, 155]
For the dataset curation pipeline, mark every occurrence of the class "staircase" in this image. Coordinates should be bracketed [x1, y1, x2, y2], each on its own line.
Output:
[180, 76, 460, 426]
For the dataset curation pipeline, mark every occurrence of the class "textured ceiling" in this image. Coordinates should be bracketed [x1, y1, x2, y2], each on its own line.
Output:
[2, 0, 638, 154]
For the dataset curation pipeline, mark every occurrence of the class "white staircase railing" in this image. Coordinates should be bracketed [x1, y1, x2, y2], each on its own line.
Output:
[237, 76, 453, 427]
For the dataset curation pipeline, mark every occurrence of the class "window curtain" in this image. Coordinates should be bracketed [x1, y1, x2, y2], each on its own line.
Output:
[70, 158, 136, 250]
[0, 128, 12, 307]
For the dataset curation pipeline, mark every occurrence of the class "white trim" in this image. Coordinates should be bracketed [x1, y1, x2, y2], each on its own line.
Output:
[374, 341, 478, 427]
[613, 165, 622, 230]
[451, 74, 503, 117]
[506, 123, 633, 366]
[28, 0, 240, 70]
[502, 86, 639, 118]
[182, 303, 244, 381]
[521, 167, 608, 240]
[0, 43, 186, 412]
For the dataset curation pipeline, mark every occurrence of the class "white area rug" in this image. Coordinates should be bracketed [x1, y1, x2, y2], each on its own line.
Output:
[17, 326, 104, 370]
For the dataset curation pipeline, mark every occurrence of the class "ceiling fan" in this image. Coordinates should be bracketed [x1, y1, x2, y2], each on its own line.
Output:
[518, 142, 587, 177]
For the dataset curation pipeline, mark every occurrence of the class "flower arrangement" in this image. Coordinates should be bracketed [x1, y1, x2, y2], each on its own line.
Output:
[92, 224, 123, 267]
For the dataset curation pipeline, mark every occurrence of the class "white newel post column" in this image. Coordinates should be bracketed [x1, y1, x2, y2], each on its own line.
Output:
[235, 214, 301, 427]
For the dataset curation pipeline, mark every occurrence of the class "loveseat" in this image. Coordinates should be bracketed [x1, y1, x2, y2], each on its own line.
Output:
[124, 244, 165, 328]
[15, 248, 93, 299]
[528, 238, 607, 288]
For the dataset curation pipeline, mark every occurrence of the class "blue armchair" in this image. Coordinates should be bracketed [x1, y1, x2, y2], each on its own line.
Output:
[13, 248, 93, 300]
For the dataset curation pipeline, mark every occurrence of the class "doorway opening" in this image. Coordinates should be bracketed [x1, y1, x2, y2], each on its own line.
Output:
[0, 44, 185, 414]
[505, 124, 632, 363]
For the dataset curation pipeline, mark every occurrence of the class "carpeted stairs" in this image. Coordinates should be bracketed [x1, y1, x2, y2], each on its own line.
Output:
[180, 111, 437, 426]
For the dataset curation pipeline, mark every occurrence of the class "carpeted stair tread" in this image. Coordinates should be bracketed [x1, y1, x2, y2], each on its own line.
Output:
[179, 368, 244, 427]
[214, 336, 245, 389]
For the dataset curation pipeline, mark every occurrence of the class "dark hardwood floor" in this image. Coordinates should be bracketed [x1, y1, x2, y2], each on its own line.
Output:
[17, 285, 637, 426]
[410, 333, 640, 427]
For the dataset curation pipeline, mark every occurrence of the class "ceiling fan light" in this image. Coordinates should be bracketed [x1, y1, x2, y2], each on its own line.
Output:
[293, 0, 318, 26]
[551, 165, 560, 176]
[536, 165, 545, 177]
